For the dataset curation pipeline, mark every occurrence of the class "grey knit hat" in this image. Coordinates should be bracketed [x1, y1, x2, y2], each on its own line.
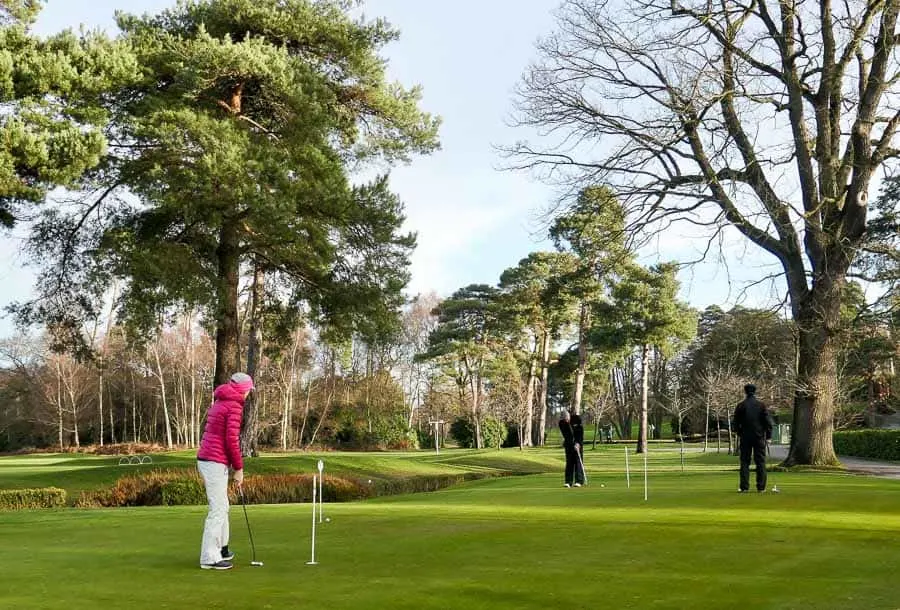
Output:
[229, 372, 254, 393]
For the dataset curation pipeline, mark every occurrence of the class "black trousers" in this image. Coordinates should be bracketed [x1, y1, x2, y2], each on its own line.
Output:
[739, 436, 768, 491]
[564, 446, 585, 485]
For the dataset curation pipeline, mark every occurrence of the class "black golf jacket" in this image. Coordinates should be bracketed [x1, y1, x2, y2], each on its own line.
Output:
[571, 414, 584, 447]
[733, 396, 775, 441]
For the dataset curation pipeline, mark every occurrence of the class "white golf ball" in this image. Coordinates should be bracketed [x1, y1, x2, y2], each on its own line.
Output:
[367, 479, 372, 484]
[325, 517, 331, 522]
[600, 484, 605, 488]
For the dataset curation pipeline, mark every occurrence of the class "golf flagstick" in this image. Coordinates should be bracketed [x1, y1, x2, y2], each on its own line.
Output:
[307, 475, 318, 565]
[767, 441, 779, 493]
[317, 459, 324, 523]
[239, 487, 263, 567]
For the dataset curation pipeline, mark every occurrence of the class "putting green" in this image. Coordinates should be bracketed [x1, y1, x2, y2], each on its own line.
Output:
[1, 448, 898, 609]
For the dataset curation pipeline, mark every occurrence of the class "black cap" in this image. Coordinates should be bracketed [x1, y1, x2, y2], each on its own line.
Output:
[744, 384, 756, 396]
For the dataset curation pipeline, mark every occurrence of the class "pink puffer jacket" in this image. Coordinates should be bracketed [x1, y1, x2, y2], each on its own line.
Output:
[197, 383, 245, 470]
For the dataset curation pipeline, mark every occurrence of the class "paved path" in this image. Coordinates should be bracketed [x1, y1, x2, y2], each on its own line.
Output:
[768, 444, 900, 479]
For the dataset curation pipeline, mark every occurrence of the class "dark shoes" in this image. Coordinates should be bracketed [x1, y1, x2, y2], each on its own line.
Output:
[201, 560, 233, 570]
[221, 546, 234, 561]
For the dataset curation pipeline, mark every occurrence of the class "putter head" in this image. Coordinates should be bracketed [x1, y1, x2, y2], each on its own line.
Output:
[251, 561, 264, 567]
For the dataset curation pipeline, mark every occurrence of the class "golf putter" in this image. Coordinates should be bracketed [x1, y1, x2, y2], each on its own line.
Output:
[239, 487, 264, 566]
[575, 446, 589, 486]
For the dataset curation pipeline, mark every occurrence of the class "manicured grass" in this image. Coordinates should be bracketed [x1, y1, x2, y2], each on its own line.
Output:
[0, 444, 734, 501]
[1, 447, 899, 609]
[0, 449, 557, 501]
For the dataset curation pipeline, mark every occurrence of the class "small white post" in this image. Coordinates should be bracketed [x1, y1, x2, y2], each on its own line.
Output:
[625, 445, 631, 489]
[430, 420, 443, 455]
[317, 459, 324, 524]
[643, 446, 649, 502]
[306, 475, 318, 565]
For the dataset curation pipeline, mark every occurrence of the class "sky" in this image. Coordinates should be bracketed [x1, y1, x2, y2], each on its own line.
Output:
[0, 0, 790, 337]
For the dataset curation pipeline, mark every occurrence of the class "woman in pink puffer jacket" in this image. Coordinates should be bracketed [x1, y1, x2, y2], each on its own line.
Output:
[196, 372, 253, 570]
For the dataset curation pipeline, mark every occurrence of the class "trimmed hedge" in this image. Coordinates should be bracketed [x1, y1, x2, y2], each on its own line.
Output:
[0, 487, 67, 510]
[75, 469, 503, 508]
[833, 430, 900, 461]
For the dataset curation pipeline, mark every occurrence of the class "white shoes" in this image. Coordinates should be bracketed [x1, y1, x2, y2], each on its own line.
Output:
[574, 483, 582, 487]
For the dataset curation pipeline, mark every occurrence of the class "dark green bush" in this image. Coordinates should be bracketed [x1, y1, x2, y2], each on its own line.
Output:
[76, 469, 201, 507]
[449, 416, 508, 449]
[333, 409, 417, 450]
[372, 414, 418, 450]
[833, 430, 900, 461]
[160, 478, 206, 506]
[480, 416, 508, 449]
[450, 417, 476, 448]
[0, 487, 67, 510]
[417, 426, 436, 449]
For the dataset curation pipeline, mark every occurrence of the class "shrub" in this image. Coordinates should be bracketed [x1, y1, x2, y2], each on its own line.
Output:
[449, 417, 508, 449]
[76, 469, 202, 507]
[160, 478, 206, 506]
[75, 469, 507, 507]
[449, 417, 477, 448]
[833, 430, 900, 461]
[0, 487, 67, 510]
[480, 416, 508, 449]
[373, 414, 419, 450]
[417, 427, 436, 449]
[503, 423, 521, 448]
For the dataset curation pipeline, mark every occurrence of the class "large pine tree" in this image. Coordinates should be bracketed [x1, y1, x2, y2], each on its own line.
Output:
[18, 0, 439, 390]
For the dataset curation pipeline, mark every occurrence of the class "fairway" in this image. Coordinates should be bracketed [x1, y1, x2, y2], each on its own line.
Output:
[2, 448, 899, 609]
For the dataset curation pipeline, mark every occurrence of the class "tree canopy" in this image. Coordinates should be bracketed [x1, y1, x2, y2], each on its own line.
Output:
[13, 0, 440, 386]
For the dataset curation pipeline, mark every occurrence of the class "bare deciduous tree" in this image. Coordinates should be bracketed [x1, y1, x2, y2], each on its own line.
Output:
[508, 0, 900, 464]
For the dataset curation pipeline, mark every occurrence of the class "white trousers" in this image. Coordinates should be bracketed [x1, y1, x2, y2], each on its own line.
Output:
[197, 460, 230, 565]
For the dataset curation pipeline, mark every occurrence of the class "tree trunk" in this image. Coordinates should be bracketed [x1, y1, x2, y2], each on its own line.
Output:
[281, 375, 292, 450]
[68, 387, 80, 448]
[56, 359, 63, 449]
[298, 378, 312, 446]
[153, 346, 174, 449]
[98, 369, 104, 447]
[572, 301, 590, 415]
[213, 218, 242, 387]
[716, 415, 722, 453]
[636, 344, 649, 453]
[784, 294, 842, 466]
[523, 343, 538, 447]
[468, 369, 483, 449]
[108, 380, 116, 445]
[241, 261, 264, 457]
[306, 350, 336, 449]
[537, 330, 551, 446]
[131, 367, 138, 443]
[726, 411, 733, 456]
[189, 316, 197, 447]
[704, 391, 711, 453]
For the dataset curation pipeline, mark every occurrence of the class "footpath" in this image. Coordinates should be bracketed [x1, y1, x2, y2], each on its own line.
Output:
[768, 444, 900, 480]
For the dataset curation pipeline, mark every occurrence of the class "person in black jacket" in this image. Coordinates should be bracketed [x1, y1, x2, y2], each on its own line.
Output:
[733, 384, 775, 492]
[559, 410, 585, 487]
